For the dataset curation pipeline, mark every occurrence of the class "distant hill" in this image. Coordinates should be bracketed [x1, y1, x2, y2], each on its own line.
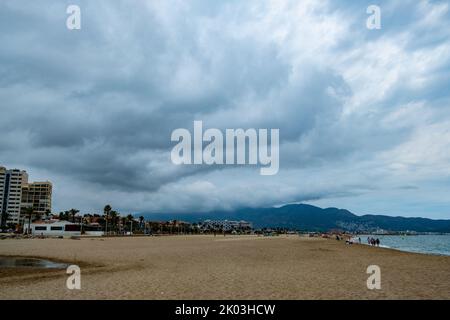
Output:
[142, 204, 450, 233]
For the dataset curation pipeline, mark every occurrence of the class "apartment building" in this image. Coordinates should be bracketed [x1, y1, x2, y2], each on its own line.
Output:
[0, 167, 28, 226]
[0, 166, 52, 227]
[21, 181, 53, 217]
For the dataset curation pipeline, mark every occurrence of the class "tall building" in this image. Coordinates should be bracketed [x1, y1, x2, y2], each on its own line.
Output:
[0, 166, 52, 227]
[0, 167, 28, 226]
[21, 181, 53, 217]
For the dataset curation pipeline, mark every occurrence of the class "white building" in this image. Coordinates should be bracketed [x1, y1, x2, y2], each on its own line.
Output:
[0, 167, 28, 226]
[23, 220, 81, 237]
[200, 219, 253, 232]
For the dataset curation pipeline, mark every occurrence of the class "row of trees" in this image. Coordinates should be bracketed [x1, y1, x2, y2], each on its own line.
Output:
[21, 207, 51, 234]
[102, 204, 144, 234]
[5, 205, 257, 236]
[17, 205, 144, 235]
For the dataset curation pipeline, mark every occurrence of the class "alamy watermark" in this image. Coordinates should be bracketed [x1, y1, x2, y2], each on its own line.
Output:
[66, 5, 81, 30]
[171, 121, 279, 175]
[65, 5, 381, 31]
[366, 5, 381, 30]
[366, 265, 381, 290]
[66, 265, 81, 290]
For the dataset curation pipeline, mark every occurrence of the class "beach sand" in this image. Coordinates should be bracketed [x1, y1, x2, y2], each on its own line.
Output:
[0, 235, 449, 300]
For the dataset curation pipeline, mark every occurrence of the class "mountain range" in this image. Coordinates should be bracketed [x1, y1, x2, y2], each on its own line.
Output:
[142, 204, 450, 233]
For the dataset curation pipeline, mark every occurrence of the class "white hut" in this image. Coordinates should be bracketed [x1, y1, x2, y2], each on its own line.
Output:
[23, 220, 81, 237]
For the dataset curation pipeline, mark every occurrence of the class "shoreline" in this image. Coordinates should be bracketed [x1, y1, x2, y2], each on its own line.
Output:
[3, 232, 450, 257]
[356, 234, 450, 257]
[360, 243, 450, 257]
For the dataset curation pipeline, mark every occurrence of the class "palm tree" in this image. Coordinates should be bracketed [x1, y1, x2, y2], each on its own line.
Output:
[139, 216, 144, 230]
[0, 211, 10, 229]
[34, 211, 42, 222]
[23, 207, 35, 235]
[104, 205, 112, 235]
[127, 214, 134, 234]
[58, 211, 69, 221]
[69, 209, 79, 223]
[121, 217, 127, 234]
[80, 214, 86, 234]
[44, 209, 51, 221]
[110, 210, 118, 234]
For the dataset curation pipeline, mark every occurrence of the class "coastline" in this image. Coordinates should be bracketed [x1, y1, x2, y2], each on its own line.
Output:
[360, 243, 450, 257]
[1, 235, 450, 300]
[357, 234, 450, 257]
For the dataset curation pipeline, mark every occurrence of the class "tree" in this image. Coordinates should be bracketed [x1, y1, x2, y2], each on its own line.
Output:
[23, 207, 35, 235]
[127, 214, 134, 234]
[58, 211, 69, 221]
[139, 216, 145, 230]
[63, 210, 70, 221]
[110, 210, 119, 234]
[69, 209, 79, 223]
[34, 211, 42, 222]
[121, 217, 127, 233]
[104, 205, 112, 235]
[0, 210, 10, 229]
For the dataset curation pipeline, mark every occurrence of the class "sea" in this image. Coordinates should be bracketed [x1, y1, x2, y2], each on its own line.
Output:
[359, 234, 450, 256]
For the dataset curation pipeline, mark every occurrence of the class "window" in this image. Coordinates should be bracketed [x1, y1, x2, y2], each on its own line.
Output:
[65, 224, 81, 232]
[50, 226, 63, 231]
[35, 226, 47, 231]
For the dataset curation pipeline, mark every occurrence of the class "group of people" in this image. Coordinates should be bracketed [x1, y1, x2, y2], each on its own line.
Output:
[337, 235, 381, 247]
[368, 237, 380, 246]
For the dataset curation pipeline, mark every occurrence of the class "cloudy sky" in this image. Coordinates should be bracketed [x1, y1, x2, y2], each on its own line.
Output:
[1, 0, 450, 218]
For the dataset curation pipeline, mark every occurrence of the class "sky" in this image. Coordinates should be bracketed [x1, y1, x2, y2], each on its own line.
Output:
[1, 0, 450, 219]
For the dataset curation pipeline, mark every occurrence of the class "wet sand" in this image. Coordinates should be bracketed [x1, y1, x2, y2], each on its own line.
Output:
[0, 235, 449, 299]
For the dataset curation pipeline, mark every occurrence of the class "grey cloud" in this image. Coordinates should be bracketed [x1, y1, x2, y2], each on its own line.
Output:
[1, 0, 450, 218]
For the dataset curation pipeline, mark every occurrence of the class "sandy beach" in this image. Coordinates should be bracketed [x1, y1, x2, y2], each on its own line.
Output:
[0, 235, 449, 300]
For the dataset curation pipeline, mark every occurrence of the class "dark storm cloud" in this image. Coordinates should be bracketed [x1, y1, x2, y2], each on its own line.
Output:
[1, 0, 450, 218]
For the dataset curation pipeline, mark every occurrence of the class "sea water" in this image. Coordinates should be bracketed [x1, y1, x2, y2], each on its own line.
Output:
[360, 234, 450, 256]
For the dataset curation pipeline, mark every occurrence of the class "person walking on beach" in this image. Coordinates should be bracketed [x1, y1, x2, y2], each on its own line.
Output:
[376, 238, 380, 246]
